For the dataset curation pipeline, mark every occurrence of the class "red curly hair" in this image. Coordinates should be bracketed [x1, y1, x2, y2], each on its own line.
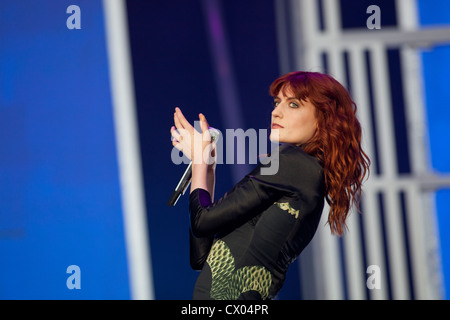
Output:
[270, 71, 370, 236]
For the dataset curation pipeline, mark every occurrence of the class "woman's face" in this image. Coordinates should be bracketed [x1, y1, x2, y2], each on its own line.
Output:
[270, 88, 318, 146]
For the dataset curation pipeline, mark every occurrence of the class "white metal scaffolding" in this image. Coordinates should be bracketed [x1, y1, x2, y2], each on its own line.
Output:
[276, 0, 450, 299]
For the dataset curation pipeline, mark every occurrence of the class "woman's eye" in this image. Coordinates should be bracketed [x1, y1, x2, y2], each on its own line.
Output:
[272, 101, 280, 108]
[289, 102, 299, 108]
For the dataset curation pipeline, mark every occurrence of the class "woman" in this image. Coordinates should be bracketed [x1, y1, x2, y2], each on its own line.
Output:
[170, 71, 370, 300]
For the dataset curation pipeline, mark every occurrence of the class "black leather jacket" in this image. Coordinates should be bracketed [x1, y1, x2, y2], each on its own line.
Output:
[189, 144, 325, 300]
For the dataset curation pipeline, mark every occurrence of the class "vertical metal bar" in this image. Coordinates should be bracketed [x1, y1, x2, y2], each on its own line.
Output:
[316, 203, 345, 299]
[419, 190, 446, 299]
[400, 45, 432, 301]
[326, 47, 353, 300]
[290, 0, 323, 299]
[296, 0, 344, 299]
[370, 45, 396, 178]
[400, 46, 444, 298]
[298, 0, 319, 43]
[328, 47, 365, 300]
[396, 0, 442, 299]
[323, 1, 366, 299]
[296, 0, 320, 71]
[103, 0, 154, 300]
[371, 43, 410, 299]
[322, 0, 341, 36]
[404, 185, 437, 299]
[327, 44, 345, 86]
[311, 204, 344, 300]
[343, 208, 366, 299]
[395, 0, 418, 31]
[399, 47, 430, 174]
[348, 45, 388, 299]
[345, 46, 374, 300]
[364, 189, 389, 299]
[312, 0, 345, 300]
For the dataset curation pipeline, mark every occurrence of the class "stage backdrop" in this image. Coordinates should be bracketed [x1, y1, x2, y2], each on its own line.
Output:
[0, 1, 132, 299]
[419, 0, 450, 299]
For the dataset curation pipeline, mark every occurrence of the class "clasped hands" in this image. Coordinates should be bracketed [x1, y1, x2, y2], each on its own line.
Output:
[170, 107, 216, 168]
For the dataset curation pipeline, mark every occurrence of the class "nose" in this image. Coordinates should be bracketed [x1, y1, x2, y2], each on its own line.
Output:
[272, 104, 282, 119]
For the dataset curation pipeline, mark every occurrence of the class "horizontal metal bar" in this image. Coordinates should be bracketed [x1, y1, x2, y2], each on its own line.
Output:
[365, 174, 450, 192]
[304, 26, 450, 50]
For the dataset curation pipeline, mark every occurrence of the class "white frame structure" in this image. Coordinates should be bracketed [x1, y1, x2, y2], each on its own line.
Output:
[103, 0, 154, 300]
[276, 0, 450, 299]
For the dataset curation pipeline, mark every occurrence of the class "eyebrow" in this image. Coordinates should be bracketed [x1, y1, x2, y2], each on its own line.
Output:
[274, 96, 300, 102]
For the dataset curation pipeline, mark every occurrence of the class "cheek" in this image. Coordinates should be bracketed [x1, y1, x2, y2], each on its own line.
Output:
[308, 119, 318, 133]
[292, 116, 317, 139]
[306, 120, 318, 138]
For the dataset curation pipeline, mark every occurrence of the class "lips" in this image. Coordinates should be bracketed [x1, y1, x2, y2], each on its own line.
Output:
[271, 123, 284, 129]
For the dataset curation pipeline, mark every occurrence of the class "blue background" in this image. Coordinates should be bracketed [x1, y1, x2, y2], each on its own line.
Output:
[418, 0, 450, 299]
[0, 1, 130, 299]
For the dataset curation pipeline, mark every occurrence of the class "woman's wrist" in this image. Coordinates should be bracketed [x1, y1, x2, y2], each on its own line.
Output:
[190, 163, 209, 193]
[191, 162, 216, 198]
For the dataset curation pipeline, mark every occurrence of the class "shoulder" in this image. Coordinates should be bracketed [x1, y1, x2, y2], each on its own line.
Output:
[276, 144, 322, 175]
[252, 144, 324, 191]
[275, 144, 325, 202]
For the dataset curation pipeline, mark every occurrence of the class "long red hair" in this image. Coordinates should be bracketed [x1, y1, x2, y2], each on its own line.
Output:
[270, 71, 370, 236]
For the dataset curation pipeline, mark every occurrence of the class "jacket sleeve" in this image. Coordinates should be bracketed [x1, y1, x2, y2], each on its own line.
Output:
[189, 188, 214, 271]
[189, 229, 213, 270]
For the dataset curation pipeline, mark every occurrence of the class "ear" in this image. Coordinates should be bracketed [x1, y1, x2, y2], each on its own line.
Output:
[311, 120, 319, 140]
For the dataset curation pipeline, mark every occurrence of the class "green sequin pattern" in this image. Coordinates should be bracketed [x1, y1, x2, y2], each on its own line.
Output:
[274, 202, 300, 219]
[206, 239, 272, 300]
[207, 239, 235, 300]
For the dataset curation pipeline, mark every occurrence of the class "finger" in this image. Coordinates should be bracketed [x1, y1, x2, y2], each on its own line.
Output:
[172, 139, 182, 151]
[171, 127, 182, 147]
[173, 111, 184, 131]
[170, 126, 182, 142]
[199, 113, 211, 139]
[199, 113, 210, 129]
[174, 112, 193, 138]
[175, 107, 194, 133]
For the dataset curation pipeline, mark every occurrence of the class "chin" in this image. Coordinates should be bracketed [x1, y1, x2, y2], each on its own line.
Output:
[269, 130, 281, 143]
[269, 134, 280, 143]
